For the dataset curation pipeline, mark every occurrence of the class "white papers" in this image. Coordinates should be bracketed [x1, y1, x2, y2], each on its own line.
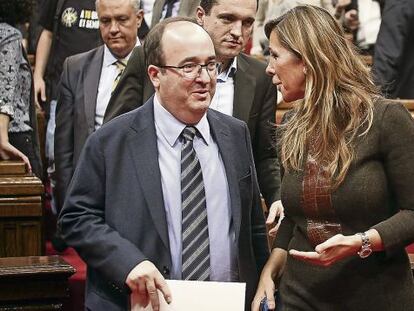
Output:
[131, 280, 246, 311]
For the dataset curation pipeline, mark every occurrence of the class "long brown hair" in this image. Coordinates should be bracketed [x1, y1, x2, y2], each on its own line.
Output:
[265, 5, 379, 187]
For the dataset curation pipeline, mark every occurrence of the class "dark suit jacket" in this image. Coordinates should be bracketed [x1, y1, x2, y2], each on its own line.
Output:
[150, 0, 200, 27]
[105, 47, 281, 206]
[54, 45, 104, 212]
[372, 0, 414, 99]
[58, 98, 269, 310]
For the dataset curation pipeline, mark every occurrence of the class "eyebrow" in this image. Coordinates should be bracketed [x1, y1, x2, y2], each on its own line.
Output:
[268, 47, 277, 55]
[217, 12, 255, 22]
[177, 55, 216, 65]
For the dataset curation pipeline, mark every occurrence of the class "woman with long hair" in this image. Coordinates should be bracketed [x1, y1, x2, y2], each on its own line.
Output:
[252, 5, 414, 310]
[0, 0, 42, 177]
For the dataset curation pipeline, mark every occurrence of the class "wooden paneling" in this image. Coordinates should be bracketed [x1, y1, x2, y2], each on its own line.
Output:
[0, 161, 44, 257]
[0, 255, 75, 310]
[0, 161, 26, 175]
[276, 99, 414, 124]
[0, 221, 42, 257]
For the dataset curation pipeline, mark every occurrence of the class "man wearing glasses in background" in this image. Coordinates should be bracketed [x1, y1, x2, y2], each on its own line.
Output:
[58, 17, 268, 311]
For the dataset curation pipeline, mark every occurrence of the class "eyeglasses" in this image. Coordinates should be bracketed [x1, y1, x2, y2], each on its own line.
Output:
[157, 61, 217, 80]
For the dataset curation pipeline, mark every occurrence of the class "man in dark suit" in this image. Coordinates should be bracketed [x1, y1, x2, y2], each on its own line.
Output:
[58, 17, 268, 311]
[150, 0, 200, 27]
[106, 0, 282, 219]
[54, 0, 143, 212]
[372, 0, 414, 99]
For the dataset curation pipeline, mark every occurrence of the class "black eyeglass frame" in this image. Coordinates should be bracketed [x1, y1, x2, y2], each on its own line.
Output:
[155, 61, 218, 79]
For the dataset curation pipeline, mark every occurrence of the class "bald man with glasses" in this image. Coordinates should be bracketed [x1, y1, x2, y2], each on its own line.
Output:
[58, 17, 268, 311]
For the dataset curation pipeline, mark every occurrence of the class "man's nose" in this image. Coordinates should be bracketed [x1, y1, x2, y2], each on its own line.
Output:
[109, 21, 119, 33]
[196, 66, 214, 83]
[265, 62, 274, 76]
[229, 21, 242, 37]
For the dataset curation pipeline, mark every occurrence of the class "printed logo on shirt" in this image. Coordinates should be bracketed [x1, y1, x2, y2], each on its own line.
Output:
[61, 7, 78, 27]
[79, 10, 99, 29]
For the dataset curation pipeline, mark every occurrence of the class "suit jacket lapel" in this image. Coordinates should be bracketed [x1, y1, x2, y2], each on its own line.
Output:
[151, 0, 165, 27]
[233, 54, 256, 123]
[207, 111, 242, 241]
[84, 46, 104, 134]
[127, 98, 170, 251]
[178, 0, 199, 16]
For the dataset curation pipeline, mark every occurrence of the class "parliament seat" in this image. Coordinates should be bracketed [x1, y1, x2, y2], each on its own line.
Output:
[0, 161, 44, 257]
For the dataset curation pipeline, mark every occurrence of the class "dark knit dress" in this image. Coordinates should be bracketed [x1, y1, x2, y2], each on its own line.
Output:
[274, 101, 414, 310]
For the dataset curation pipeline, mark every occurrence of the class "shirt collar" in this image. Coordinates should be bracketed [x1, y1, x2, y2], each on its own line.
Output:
[217, 57, 237, 82]
[103, 38, 141, 67]
[153, 94, 210, 147]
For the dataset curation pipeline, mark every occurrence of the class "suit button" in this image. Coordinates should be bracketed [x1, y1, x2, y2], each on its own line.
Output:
[163, 266, 170, 275]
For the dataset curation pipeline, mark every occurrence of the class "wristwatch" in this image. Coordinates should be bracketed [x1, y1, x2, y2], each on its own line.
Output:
[356, 232, 372, 258]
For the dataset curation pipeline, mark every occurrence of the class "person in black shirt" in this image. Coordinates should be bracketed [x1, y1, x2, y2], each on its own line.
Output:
[33, 0, 101, 215]
[34, 0, 101, 107]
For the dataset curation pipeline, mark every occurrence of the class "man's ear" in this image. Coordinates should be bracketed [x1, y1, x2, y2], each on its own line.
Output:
[147, 65, 161, 88]
[195, 6, 205, 26]
[135, 9, 144, 29]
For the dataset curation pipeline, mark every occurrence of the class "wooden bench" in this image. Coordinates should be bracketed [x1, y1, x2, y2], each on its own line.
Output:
[0, 255, 75, 310]
[0, 161, 44, 257]
[276, 99, 414, 124]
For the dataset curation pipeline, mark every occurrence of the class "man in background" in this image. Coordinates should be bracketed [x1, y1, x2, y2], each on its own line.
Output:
[372, 0, 414, 99]
[54, 0, 142, 213]
[33, 0, 102, 215]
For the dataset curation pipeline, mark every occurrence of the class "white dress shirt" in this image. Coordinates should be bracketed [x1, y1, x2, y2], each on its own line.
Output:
[142, 0, 156, 26]
[160, 0, 180, 19]
[153, 95, 238, 282]
[95, 40, 140, 129]
[209, 58, 237, 116]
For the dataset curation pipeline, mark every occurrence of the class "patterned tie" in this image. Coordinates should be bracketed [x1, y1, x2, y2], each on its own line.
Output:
[111, 59, 127, 93]
[180, 126, 210, 281]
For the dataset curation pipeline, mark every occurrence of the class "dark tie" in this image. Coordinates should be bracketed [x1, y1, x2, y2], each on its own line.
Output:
[165, 0, 178, 18]
[180, 126, 210, 281]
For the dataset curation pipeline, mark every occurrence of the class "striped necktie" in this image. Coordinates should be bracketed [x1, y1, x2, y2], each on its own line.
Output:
[180, 126, 210, 281]
[111, 59, 127, 93]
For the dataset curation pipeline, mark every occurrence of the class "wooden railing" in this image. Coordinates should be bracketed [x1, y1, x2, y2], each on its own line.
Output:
[276, 99, 414, 124]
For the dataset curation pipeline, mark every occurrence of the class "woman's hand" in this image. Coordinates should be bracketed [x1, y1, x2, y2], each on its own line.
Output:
[251, 248, 287, 311]
[0, 114, 32, 173]
[252, 272, 276, 311]
[0, 141, 32, 173]
[290, 230, 383, 266]
[266, 200, 285, 237]
[289, 233, 362, 266]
